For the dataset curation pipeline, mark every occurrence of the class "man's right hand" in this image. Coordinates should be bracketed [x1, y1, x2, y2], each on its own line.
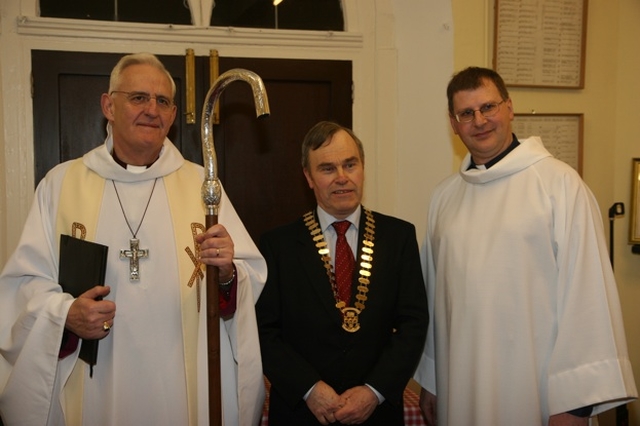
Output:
[306, 381, 345, 425]
[419, 388, 437, 426]
[65, 286, 115, 339]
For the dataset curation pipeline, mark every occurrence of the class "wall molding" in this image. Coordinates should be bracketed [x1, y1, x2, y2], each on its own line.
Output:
[16, 16, 364, 50]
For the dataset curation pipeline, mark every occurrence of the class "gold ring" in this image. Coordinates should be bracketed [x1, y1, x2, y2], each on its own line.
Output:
[103, 321, 111, 332]
[216, 248, 220, 257]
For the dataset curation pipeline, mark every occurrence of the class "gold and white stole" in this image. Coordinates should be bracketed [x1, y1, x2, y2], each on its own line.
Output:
[55, 158, 104, 426]
[55, 159, 205, 426]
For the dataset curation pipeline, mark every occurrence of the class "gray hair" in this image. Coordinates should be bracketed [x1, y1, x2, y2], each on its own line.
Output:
[109, 52, 176, 98]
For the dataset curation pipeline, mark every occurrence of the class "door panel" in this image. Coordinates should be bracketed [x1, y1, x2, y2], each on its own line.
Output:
[32, 50, 205, 183]
[215, 57, 352, 241]
[31, 50, 352, 243]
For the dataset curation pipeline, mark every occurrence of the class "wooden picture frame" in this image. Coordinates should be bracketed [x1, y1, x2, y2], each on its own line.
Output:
[629, 158, 640, 244]
[493, 0, 588, 89]
[512, 113, 583, 175]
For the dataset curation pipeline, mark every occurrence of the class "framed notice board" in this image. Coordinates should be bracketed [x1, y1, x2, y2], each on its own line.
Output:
[493, 0, 588, 89]
[512, 114, 583, 175]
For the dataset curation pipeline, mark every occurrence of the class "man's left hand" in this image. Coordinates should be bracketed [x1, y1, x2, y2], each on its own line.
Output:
[334, 385, 378, 425]
[195, 223, 235, 282]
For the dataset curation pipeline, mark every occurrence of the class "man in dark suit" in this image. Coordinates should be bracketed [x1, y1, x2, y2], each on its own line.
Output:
[256, 121, 428, 425]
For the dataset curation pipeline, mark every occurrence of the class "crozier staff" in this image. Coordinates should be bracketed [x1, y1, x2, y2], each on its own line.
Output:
[0, 52, 267, 426]
[256, 121, 428, 425]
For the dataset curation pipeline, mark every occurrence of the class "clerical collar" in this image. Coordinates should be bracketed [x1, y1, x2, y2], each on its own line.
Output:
[112, 149, 158, 173]
[467, 134, 520, 170]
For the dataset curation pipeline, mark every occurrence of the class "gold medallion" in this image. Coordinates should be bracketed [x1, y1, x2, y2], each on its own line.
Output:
[340, 306, 361, 332]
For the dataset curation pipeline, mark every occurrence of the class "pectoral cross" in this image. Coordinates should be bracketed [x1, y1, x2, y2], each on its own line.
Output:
[120, 238, 148, 281]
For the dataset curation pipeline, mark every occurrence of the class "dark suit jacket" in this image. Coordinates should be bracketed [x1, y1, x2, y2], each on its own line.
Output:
[256, 208, 428, 425]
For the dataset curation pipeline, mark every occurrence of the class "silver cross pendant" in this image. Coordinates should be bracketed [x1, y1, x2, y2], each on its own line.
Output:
[120, 238, 149, 281]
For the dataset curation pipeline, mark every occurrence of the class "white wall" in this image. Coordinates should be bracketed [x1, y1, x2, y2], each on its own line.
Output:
[392, 0, 454, 238]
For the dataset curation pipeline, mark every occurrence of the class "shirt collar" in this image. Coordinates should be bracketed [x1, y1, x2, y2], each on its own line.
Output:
[316, 205, 362, 234]
[468, 134, 520, 170]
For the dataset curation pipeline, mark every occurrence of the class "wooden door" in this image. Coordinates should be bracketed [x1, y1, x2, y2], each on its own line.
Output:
[31, 51, 206, 183]
[31, 50, 352, 243]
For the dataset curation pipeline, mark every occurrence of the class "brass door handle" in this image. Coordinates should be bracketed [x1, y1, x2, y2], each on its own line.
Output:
[185, 48, 196, 124]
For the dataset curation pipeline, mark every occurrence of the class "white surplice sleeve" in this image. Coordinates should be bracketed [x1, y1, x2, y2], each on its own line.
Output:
[0, 162, 80, 426]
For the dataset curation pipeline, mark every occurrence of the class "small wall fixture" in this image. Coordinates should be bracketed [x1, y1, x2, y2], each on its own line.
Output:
[273, 0, 284, 29]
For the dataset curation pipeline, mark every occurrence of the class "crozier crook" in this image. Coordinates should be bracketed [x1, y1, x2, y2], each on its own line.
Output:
[201, 69, 270, 216]
[200, 69, 269, 426]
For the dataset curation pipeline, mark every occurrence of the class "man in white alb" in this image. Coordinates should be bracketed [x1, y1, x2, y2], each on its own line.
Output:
[413, 66, 637, 426]
[0, 53, 266, 426]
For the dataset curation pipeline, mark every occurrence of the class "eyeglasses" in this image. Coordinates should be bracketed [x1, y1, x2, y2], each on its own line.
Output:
[110, 91, 174, 111]
[454, 100, 505, 123]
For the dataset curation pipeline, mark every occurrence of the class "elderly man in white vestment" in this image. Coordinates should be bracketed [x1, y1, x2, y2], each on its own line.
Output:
[413, 66, 637, 426]
[0, 53, 266, 426]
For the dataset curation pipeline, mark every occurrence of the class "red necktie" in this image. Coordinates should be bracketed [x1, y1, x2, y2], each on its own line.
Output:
[332, 221, 355, 304]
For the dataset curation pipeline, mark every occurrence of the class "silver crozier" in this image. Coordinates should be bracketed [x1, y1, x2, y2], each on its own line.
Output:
[200, 69, 269, 426]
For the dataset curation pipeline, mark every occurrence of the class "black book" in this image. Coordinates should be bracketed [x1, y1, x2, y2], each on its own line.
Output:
[58, 234, 109, 375]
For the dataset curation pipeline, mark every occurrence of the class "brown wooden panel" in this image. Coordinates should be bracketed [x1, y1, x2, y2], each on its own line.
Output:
[32, 50, 207, 185]
[32, 50, 119, 184]
[58, 74, 109, 161]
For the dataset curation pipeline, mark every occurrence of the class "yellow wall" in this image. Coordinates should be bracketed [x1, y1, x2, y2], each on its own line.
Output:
[613, 0, 640, 424]
[451, 0, 640, 423]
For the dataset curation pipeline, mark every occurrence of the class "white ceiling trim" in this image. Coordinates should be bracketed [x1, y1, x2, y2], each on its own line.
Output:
[16, 15, 364, 49]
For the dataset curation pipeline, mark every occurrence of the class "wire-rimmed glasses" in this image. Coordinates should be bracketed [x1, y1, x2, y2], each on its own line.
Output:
[110, 91, 174, 111]
[454, 100, 505, 123]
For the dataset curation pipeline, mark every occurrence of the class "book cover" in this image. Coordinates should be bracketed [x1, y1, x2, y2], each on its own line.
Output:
[58, 234, 109, 373]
